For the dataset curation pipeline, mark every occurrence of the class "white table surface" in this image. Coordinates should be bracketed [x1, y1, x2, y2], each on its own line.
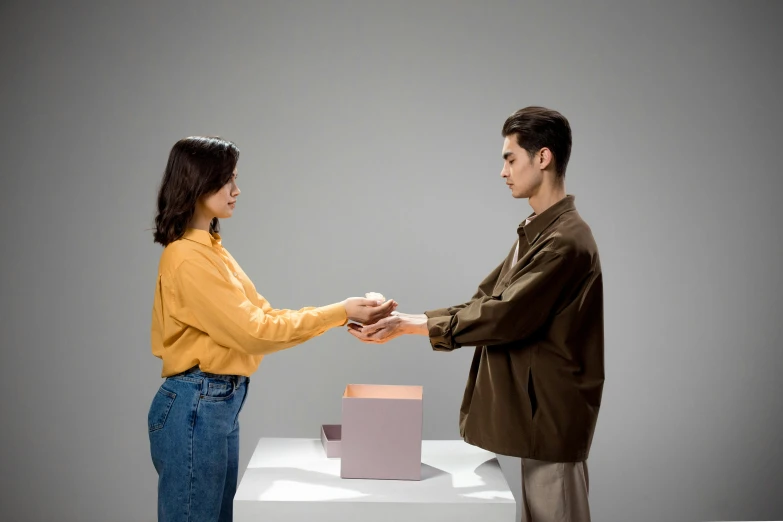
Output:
[234, 437, 517, 522]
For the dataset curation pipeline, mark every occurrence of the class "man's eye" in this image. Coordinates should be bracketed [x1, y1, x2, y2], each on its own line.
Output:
[509, 160, 515, 165]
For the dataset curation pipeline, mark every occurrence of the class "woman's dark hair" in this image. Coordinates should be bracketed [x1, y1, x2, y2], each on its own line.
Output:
[502, 106, 572, 178]
[153, 136, 240, 246]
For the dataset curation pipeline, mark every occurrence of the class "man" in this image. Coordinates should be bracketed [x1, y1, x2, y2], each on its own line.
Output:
[348, 106, 604, 522]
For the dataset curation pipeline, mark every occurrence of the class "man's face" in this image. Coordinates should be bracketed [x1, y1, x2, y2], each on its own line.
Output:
[501, 135, 543, 199]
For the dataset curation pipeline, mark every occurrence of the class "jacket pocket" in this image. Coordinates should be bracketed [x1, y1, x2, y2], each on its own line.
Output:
[148, 386, 176, 432]
[527, 368, 538, 419]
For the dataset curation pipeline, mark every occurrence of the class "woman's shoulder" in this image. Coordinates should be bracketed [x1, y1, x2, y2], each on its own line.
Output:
[159, 237, 217, 273]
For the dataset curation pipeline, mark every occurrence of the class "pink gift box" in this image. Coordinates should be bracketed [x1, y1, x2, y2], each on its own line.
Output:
[339, 384, 423, 481]
[320, 424, 341, 458]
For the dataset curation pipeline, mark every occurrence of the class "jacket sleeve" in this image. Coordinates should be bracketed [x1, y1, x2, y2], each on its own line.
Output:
[426, 250, 581, 351]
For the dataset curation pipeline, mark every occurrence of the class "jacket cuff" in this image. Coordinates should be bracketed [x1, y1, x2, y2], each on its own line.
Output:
[426, 314, 459, 351]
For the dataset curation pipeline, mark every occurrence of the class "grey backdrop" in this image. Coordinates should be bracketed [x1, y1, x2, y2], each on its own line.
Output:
[1, 1, 781, 521]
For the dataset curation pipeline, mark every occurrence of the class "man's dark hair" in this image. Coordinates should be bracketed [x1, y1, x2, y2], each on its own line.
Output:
[502, 106, 572, 178]
[153, 136, 240, 246]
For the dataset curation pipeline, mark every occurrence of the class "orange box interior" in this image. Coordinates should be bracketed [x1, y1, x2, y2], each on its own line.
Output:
[343, 384, 422, 400]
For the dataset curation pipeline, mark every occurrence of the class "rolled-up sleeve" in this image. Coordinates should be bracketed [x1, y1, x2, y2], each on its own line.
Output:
[170, 257, 347, 356]
[427, 250, 580, 351]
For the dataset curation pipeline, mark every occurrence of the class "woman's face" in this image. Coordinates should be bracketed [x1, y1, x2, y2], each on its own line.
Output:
[199, 169, 240, 220]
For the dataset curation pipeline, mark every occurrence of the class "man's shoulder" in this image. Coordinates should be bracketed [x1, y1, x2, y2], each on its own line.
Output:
[543, 211, 600, 265]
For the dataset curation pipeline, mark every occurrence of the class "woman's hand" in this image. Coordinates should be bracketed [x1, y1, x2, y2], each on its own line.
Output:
[342, 296, 397, 325]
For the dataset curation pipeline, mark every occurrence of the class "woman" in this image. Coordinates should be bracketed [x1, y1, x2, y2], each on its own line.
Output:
[147, 136, 394, 522]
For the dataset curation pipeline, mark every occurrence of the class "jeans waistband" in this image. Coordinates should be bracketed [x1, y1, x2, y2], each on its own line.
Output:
[175, 365, 249, 385]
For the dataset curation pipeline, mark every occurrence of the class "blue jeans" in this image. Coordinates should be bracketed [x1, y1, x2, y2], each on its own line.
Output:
[148, 366, 249, 522]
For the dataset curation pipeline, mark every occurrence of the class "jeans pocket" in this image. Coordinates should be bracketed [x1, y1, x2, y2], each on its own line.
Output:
[200, 379, 236, 401]
[148, 385, 177, 432]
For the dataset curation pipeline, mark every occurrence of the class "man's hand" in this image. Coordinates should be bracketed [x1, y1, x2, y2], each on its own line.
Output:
[342, 297, 397, 325]
[347, 311, 429, 343]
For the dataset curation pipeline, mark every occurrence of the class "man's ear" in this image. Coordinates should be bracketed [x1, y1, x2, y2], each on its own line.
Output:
[537, 147, 554, 171]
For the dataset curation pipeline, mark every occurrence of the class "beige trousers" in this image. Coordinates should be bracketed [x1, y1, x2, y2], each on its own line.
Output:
[520, 458, 591, 522]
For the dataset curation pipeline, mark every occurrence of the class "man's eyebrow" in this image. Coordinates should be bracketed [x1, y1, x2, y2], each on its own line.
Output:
[503, 151, 515, 160]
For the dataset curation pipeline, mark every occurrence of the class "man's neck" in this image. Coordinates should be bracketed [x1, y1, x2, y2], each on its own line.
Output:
[528, 178, 566, 216]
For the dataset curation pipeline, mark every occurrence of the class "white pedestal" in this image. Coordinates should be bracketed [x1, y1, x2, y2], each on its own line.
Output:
[234, 438, 516, 522]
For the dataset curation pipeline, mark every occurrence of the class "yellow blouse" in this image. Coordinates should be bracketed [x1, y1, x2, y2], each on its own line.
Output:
[151, 228, 348, 377]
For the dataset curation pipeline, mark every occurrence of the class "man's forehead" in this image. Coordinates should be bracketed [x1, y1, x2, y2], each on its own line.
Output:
[502, 136, 519, 155]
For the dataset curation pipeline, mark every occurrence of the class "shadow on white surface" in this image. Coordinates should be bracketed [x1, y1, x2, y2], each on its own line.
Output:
[242, 459, 513, 503]
[420, 462, 447, 480]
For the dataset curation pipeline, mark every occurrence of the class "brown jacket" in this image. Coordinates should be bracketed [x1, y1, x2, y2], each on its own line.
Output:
[425, 195, 604, 462]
